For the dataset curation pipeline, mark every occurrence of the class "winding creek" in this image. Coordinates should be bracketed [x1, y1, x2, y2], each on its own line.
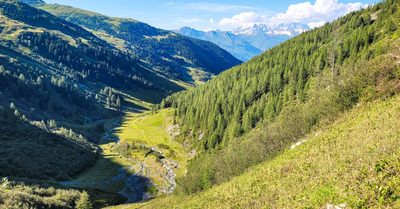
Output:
[61, 118, 180, 203]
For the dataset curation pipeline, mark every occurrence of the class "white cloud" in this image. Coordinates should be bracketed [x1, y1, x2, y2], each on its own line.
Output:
[219, 12, 267, 27]
[219, 0, 366, 28]
[210, 18, 214, 24]
[308, 21, 327, 29]
[182, 3, 253, 12]
[271, 0, 364, 24]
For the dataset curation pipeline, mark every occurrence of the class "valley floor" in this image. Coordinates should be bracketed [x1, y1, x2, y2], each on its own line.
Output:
[113, 96, 400, 208]
[61, 109, 188, 206]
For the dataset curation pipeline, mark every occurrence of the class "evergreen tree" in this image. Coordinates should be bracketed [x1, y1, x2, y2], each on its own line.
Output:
[75, 191, 92, 209]
[14, 109, 20, 117]
[18, 73, 25, 82]
[106, 97, 110, 107]
[116, 96, 121, 111]
[36, 76, 42, 85]
[69, 129, 75, 139]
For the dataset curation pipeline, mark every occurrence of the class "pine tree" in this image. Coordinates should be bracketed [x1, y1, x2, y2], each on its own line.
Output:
[14, 109, 20, 117]
[18, 73, 25, 82]
[106, 97, 110, 107]
[36, 76, 42, 85]
[69, 129, 75, 139]
[75, 191, 92, 209]
[48, 119, 57, 129]
[116, 96, 121, 111]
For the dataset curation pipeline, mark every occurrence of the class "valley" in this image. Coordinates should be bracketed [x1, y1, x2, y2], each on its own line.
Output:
[1, 0, 400, 208]
[59, 109, 189, 206]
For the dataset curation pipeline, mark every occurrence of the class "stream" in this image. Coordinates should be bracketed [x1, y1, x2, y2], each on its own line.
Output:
[108, 120, 180, 195]
[62, 119, 179, 203]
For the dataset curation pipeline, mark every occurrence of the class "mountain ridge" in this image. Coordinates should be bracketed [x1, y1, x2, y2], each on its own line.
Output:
[35, 3, 242, 84]
[176, 23, 309, 61]
[2, 0, 400, 208]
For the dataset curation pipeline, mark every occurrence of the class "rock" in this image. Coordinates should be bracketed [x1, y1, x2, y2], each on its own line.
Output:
[327, 204, 334, 209]
[166, 124, 180, 137]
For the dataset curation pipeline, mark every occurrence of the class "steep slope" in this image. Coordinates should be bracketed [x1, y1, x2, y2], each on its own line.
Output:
[1, 0, 185, 102]
[35, 3, 242, 84]
[0, 0, 112, 182]
[176, 23, 308, 61]
[138, 95, 400, 208]
[0, 0, 189, 207]
[159, 0, 400, 194]
[0, 107, 97, 181]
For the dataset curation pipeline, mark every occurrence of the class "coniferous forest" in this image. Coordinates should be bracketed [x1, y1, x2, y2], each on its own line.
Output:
[1, 0, 400, 208]
[160, 0, 400, 194]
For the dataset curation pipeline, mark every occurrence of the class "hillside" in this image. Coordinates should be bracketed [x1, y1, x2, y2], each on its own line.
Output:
[137, 95, 400, 208]
[34, 3, 242, 84]
[2, 0, 400, 208]
[158, 0, 400, 195]
[0, 0, 189, 207]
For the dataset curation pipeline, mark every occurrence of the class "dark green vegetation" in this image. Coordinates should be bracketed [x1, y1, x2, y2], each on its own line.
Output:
[2, 0, 400, 208]
[0, 107, 96, 180]
[0, 177, 92, 209]
[1, 0, 186, 98]
[36, 3, 242, 84]
[0, 0, 242, 207]
[159, 0, 400, 194]
[0, 0, 179, 207]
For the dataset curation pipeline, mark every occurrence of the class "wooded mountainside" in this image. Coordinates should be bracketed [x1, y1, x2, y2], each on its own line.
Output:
[36, 3, 242, 84]
[159, 0, 400, 193]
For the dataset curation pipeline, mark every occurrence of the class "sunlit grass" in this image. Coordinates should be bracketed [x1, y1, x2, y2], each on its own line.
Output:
[116, 109, 188, 177]
[111, 96, 400, 208]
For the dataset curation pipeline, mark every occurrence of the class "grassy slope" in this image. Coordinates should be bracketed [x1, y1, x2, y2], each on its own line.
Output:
[116, 95, 400, 208]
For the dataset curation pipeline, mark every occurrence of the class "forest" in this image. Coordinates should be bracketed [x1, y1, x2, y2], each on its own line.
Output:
[159, 0, 400, 193]
[1, 0, 400, 208]
[37, 3, 243, 82]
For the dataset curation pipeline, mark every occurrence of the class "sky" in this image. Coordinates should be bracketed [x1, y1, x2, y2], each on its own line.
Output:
[43, 0, 378, 31]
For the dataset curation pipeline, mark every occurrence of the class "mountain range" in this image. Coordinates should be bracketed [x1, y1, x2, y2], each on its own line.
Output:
[35, 3, 242, 85]
[2, 0, 400, 208]
[0, 0, 240, 204]
[176, 23, 310, 61]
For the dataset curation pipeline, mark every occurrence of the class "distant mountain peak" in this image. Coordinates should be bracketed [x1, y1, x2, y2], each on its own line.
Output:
[233, 23, 310, 37]
[176, 23, 310, 61]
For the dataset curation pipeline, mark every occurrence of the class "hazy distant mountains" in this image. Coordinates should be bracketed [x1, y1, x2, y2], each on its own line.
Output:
[176, 23, 310, 61]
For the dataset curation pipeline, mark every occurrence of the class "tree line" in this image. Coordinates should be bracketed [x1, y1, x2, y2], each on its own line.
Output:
[160, 0, 400, 192]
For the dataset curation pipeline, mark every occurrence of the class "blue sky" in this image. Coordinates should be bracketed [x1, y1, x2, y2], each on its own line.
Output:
[44, 0, 378, 31]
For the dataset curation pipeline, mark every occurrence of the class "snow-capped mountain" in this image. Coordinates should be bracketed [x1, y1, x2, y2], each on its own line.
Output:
[232, 23, 310, 37]
[176, 23, 310, 61]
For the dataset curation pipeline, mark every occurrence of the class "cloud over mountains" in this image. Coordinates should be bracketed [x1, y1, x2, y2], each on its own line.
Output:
[219, 0, 366, 29]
